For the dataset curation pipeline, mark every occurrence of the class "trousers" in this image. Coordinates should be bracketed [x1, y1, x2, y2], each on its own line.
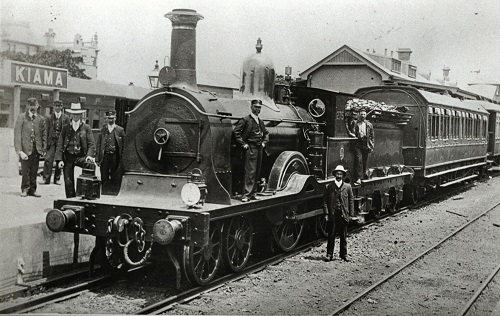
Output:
[100, 152, 119, 194]
[243, 143, 263, 197]
[62, 153, 87, 198]
[21, 151, 40, 193]
[354, 145, 370, 181]
[326, 215, 347, 258]
[42, 142, 61, 183]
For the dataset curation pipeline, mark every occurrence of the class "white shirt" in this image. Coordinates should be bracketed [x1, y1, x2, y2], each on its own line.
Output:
[55, 112, 61, 119]
[72, 120, 82, 132]
[107, 124, 116, 133]
[250, 113, 260, 125]
[334, 179, 343, 188]
[357, 121, 366, 137]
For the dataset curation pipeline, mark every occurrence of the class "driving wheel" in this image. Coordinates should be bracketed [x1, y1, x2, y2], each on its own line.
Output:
[223, 216, 253, 272]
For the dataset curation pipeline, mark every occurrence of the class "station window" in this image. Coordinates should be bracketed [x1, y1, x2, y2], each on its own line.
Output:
[391, 59, 401, 73]
[408, 65, 417, 78]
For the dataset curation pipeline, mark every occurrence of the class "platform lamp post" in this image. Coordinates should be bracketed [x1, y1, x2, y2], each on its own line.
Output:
[148, 60, 160, 89]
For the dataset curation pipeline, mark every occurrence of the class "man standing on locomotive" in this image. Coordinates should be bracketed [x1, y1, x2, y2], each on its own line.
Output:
[323, 165, 354, 262]
[353, 109, 374, 185]
[234, 99, 269, 202]
[55, 103, 96, 198]
[41, 99, 69, 185]
[96, 110, 125, 195]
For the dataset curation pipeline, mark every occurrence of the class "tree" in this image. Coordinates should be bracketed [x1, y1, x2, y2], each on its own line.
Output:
[1, 49, 91, 79]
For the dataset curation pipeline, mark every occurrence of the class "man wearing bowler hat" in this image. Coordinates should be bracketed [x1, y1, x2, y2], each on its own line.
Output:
[41, 99, 70, 185]
[14, 97, 47, 197]
[234, 99, 269, 202]
[323, 165, 354, 262]
[96, 110, 125, 194]
[55, 103, 96, 198]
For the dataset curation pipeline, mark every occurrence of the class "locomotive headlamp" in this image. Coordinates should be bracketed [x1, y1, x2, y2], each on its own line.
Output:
[46, 208, 77, 232]
[148, 60, 160, 89]
[181, 168, 208, 207]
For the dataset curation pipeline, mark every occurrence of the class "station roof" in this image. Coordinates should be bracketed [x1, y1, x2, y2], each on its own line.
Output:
[67, 77, 150, 100]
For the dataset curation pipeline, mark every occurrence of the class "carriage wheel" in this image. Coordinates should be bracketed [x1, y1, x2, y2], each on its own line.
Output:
[183, 221, 222, 285]
[95, 236, 129, 275]
[223, 216, 253, 272]
[316, 215, 328, 238]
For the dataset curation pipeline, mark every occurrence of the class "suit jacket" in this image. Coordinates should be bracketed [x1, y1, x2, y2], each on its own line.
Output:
[323, 181, 354, 222]
[46, 112, 70, 147]
[233, 115, 269, 147]
[96, 124, 125, 163]
[14, 111, 47, 156]
[55, 121, 96, 161]
[354, 120, 374, 151]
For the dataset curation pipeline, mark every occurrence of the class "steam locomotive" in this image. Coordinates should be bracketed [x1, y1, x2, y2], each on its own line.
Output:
[45, 9, 500, 287]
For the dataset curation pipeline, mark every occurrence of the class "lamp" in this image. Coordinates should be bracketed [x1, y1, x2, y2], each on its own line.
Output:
[148, 60, 160, 89]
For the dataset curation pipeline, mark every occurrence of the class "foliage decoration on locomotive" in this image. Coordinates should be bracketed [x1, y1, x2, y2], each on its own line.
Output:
[45, 8, 492, 287]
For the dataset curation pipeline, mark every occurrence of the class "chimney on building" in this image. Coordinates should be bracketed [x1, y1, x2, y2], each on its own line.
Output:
[165, 9, 204, 89]
[384, 49, 387, 56]
[44, 28, 56, 49]
[443, 66, 450, 81]
[397, 48, 412, 61]
[391, 51, 394, 57]
[366, 49, 369, 53]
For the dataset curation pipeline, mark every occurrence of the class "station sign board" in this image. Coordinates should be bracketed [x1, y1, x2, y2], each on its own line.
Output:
[4, 60, 68, 90]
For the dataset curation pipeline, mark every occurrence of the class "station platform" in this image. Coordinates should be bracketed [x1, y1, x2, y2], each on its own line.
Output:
[0, 172, 94, 291]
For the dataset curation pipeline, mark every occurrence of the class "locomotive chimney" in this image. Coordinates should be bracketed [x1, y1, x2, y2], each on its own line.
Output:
[165, 9, 204, 89]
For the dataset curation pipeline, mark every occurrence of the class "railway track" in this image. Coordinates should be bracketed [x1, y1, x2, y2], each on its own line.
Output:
[0, 181, 483, 314]
[329, 199, 500, 316]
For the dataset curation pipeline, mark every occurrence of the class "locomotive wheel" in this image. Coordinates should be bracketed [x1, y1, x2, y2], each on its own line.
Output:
[272, 204, 304, 252]
[316, 215, 328, 238]
[95, 236, 129, 275]
[223, 216, 253, 272]
[268, 151, 310, 190]
[183, 221, 222, 285]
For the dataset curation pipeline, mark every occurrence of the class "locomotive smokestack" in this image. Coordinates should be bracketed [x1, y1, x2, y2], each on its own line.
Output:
[165, 9, 204, 89]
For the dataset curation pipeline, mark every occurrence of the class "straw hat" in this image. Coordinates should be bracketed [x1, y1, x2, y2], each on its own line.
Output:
[65, 103, 86, 114]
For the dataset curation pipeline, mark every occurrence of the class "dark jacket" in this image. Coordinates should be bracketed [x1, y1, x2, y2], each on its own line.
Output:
[96, 124, 125, 163]
[55, 121, 95, 161]
[323, 181, 354, 222]
[233, 115, 269, 147]
[14, 112, 47, 155]
[354, 120, 374, 152]
[46, 112, 70, 147]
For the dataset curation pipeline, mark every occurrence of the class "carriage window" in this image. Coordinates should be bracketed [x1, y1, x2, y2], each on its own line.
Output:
[443, 109, 449, 139]
[454, 111, 460, 139]
[484, 116, 488, 139]
[438, 108, 444, 139]
[429, 107, 439, 140]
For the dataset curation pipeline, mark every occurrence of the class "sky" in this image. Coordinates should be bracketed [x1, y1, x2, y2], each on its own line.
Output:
[2, 0, 499, 96]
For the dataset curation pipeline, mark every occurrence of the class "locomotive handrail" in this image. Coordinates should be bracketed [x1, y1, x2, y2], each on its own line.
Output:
[126, 90, 325, 126]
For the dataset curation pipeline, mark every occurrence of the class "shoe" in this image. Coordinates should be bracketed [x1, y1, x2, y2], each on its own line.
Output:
[353, 179, 361, 186]
[20, 191, 28, 197]
[324, 255, 333, 262]
[39, 180, 50, 185]
[53, 180, 61, 185]
[250, 195, 259, 200]
[30, 191, 42, 198]
[340, 256, 351, 262]
[241, 197, 250, 202]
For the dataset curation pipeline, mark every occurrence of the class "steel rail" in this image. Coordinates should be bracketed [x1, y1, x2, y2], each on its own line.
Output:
[329, 200, 500, 316]
[458, 262, 500, 316]
[0, 275, 113, 314]
[135, 240, 321, 315]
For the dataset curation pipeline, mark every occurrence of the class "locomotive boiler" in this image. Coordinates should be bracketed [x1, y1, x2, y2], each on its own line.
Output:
[45, 9, 419, 286]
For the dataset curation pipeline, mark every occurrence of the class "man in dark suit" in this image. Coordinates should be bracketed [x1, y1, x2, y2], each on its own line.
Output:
[41, 99, 70, 185]
[14, 97, 47, 197]
[55, 103, 96, 198]
[323, 165, 354, 262]
[233, 99, 269, 202]
[353, 109, 374, 185]
[96, 110, 125, 194]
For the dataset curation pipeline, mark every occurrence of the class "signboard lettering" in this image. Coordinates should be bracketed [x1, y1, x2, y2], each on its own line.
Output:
[8, 61, 68, 89]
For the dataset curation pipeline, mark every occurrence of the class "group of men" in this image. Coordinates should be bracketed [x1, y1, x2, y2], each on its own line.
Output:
[14, 97, 124, 198]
